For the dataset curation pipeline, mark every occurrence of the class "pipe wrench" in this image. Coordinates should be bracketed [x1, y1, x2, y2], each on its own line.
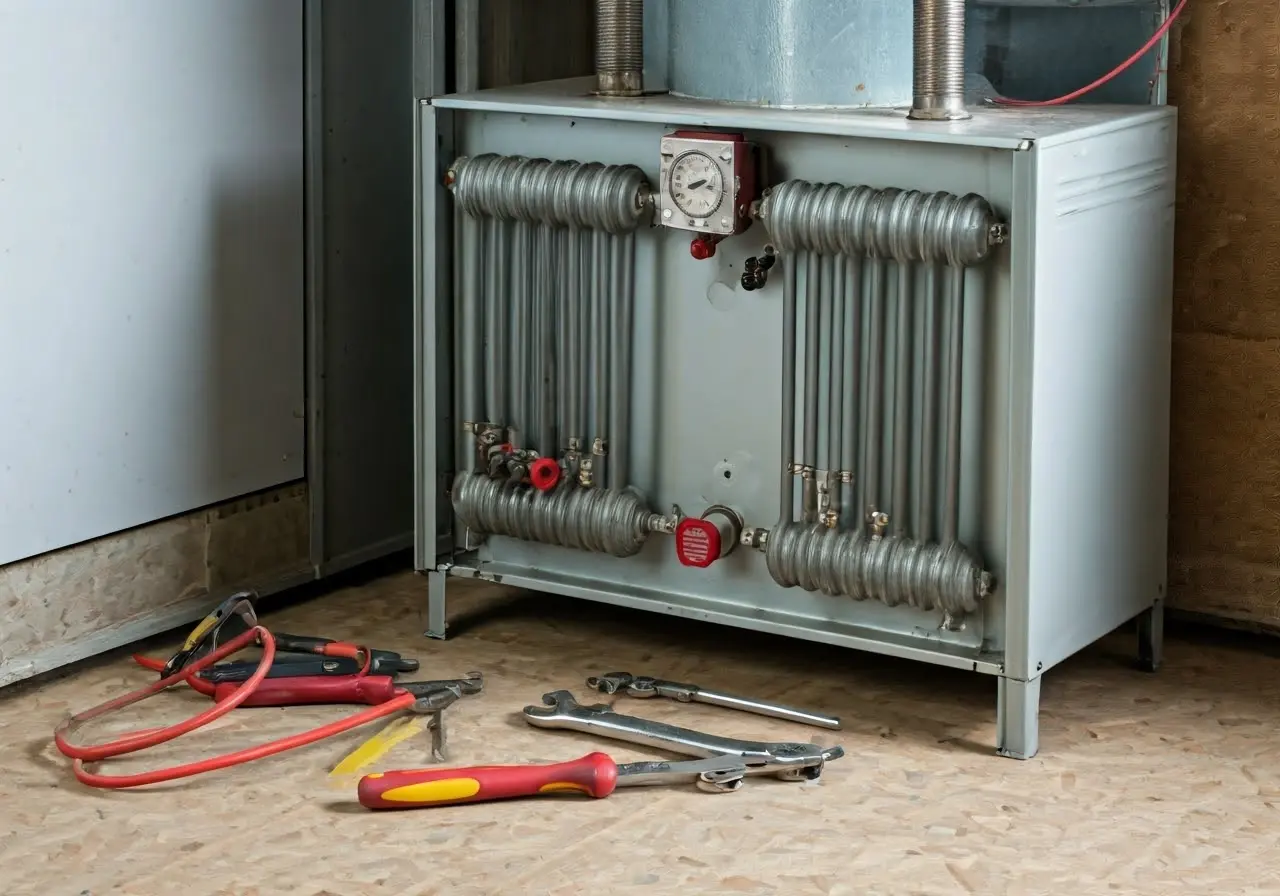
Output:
[586, 672, 842, 730]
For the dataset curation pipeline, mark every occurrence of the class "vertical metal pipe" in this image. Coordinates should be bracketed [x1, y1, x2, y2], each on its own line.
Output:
[826, 255, 844, 520]
[492, 221, 509, 430]
[611, 232, 636, 489]
[802, 252, 821, 522]
[863, 259, 886, 518]
[779, 253, 798, 524]
[565, 227, 581, 450]
[510, 222, 528, 446]
[942, 265, 966, 544]
[908, 0, 970, 121]
[579, 231, 592, 455]
[891, 262, 913, 537]
[917, 263, 940, 543]
[841, 256, 862, 528]
[592, 230, 611, 486]
[462, 213, 483, 471]
[483, 217, 500, 425]
[553, 227, 568, 454]
[528, 225, 542, 453]
[452, 208, 466, 471]
[607, 234, 624, 490]
[523, 224, 536, 450]
[538, 225, 555, 456]
[594, 0, 644, 97]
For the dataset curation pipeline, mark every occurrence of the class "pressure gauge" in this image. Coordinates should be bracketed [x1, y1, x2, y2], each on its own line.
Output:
[657, 131, 759, 251]
[668, 150, 725, 219]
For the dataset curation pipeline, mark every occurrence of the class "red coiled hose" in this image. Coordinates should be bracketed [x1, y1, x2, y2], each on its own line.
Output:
[53, 626, 415, 789]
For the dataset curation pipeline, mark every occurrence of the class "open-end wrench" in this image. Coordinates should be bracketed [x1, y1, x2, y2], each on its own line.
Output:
[522, 690, 845, 781]
[586, 672, 842, 730]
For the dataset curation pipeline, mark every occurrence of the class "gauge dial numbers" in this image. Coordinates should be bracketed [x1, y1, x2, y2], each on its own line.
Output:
[668, 151, 725, 220]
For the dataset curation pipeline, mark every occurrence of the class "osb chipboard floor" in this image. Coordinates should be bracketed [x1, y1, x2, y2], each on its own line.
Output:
[2, 570, 1278, 896]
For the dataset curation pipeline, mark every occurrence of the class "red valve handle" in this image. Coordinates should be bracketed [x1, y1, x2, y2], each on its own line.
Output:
[529, 457, 562, 492]
[357, 752, 620, 810]
[211, 674, 401, 707]
[690, 236, 718, 260]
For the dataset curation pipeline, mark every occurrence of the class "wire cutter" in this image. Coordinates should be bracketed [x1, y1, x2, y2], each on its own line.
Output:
[156, 591, 419, 682]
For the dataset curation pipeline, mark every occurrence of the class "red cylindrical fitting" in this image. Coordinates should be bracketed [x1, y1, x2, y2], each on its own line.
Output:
[529, 457, 562, 492]
[675, 508, 740, 568]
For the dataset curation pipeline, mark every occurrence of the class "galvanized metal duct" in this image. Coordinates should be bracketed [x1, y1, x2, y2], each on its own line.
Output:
[663, 0, 912, 109]
[909, 0, 970, 121]
[594, 0, 644, 97]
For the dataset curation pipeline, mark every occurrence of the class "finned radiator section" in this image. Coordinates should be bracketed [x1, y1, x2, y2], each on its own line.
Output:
[446, 152, 663, 556]
[749, 177, 1007, 620]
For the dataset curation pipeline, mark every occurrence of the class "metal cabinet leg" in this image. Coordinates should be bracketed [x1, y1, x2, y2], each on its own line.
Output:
[1137, 598, 1164, 673]
[996, 676, 1041, 760]
[426, 568, 449, 640]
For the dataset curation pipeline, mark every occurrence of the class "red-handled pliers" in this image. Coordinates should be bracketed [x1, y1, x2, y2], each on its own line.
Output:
[204, 671, 484, 708]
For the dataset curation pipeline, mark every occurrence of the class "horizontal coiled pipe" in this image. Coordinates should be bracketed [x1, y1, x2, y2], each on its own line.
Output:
[765, 525, 992, 616]
[758, 179, 1002, 266]
[448, 153, 652, 234]
[451, 471, 664, 559]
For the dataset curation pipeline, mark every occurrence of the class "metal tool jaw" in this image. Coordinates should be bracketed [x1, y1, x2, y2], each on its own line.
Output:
[588, 672, 687, 700]
[161, 591, 260, 679]
[403, 672, 484, 762]
[616, 756, 749, 793]
[523, 690, 845, 783]
[585, 672, 843, 731]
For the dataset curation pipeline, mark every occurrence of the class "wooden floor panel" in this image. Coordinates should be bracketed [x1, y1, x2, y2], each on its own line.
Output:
[1, 570, 1276, 895]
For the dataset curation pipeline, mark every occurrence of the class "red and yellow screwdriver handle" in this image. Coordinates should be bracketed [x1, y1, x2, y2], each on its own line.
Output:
[357, 752, 620, 810]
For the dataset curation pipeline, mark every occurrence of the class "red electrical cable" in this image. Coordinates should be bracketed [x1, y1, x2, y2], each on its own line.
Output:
[131, 652, 216, 695]
[54, 626, 415, 789]
[993, 0, 1187, 107]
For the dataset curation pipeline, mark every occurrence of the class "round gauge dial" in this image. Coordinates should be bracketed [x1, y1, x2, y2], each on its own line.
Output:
[669, 150, 724, 219]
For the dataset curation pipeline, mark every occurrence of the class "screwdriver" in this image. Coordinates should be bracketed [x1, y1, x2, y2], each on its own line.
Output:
[356, 752, 748, 810]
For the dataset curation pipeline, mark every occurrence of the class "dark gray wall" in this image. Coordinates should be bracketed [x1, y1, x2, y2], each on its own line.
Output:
[313, 0, 416, 571]
[478, 0, 593, 89]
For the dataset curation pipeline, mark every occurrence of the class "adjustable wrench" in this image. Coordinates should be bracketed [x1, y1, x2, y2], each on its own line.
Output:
[586, 672, 842, 730]
[523, 690, 844, 781]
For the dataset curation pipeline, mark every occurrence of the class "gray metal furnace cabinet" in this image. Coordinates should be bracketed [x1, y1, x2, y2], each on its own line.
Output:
[414, 78, 1176, 760]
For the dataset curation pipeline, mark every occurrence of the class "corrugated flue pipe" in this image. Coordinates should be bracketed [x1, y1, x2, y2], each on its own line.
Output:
[908, 0, 969, 121]
[595, 0, 644, 97]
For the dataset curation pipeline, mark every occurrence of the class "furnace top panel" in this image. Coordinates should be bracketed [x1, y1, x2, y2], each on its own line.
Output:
[431, 77, 1175, 152]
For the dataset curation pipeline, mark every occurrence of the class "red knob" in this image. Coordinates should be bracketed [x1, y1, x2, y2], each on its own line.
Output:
[675, 517, 723, 568]
[690, 236, 717, 260]
[529, 458, 561, 492]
